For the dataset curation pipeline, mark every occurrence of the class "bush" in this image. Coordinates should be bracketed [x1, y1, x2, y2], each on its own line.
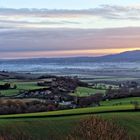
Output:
[0, 100, 53, 115]
[67, 116, 130, 140]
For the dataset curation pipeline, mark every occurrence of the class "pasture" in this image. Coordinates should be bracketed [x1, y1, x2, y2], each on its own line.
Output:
[71, 86, 105, 97]
[0, 80, 46, 96]
[101, 97, 140, 106]
[0, 98, 139, 140]
[0, 112, 139, 140]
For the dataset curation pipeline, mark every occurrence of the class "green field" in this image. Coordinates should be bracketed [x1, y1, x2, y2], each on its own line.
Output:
[101, 97, 140, 106]
[71, 87, 105, 97]
[0, 112, 139, 140]
[0, 81, 46, 96]
[100, 112, 140, 138]
[0, 101, 139, 140]
[1, 82, 106, 97]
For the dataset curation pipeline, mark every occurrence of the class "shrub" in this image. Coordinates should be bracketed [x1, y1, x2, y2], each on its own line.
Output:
[0, 100, 50, 115]
[67, 116, 130, 140]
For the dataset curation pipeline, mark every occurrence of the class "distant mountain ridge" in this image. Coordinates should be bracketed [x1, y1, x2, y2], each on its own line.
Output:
[96, 50, 140, 62]
[0, 50, 140, 63]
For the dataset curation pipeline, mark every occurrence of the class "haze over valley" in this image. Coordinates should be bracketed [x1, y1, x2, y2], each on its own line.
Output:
[0, 1, 140, 140]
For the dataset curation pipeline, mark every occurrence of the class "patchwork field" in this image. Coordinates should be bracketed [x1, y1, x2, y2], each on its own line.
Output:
[0, 80, 107, 97]
[0, 78, 139, 140]
[0, 80, 46, 96]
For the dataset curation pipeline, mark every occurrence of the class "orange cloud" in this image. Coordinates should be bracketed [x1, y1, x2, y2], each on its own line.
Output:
[1, 48, 140, 59]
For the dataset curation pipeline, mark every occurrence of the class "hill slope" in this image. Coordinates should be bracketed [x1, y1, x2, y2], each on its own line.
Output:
[0, 50, 140, 63]
[98, 50, 140, 62]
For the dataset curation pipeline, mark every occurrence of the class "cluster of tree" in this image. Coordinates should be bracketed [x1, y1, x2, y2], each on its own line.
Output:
[37, 76, 88, 93]
[77, 93, 103, 107]
[53, 77, 87, 92]
[68, 116, 130, 140]
[0, 83, 17, 90]
[0, 100, 56, 115]
[76, 88, 140, 108]
[105, 88, 140, 100]
[0, 83, 10, 90]
[23, 76, 88, 99]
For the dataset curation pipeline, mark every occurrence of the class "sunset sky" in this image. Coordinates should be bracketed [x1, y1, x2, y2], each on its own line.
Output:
[0, 0, 140, 58]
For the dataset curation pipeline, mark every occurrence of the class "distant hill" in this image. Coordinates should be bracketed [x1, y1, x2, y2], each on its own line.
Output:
[96, 50, 140, 62]
[0, 50, 140, 63]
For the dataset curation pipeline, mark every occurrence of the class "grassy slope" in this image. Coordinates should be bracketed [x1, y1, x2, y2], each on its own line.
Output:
[0, 102, 139, 140]
[0, 112, 139, 140]
[101, 97, 140, 106]
[102, 112, 140, 139]
[0, 116, 81, 140]
[71, 87, 105, 97]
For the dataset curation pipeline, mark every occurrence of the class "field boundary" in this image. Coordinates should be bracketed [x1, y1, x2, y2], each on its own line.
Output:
[0, 109, 139, 120]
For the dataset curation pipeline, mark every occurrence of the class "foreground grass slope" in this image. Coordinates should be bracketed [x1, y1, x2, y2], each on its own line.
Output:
[102, 112, 140, 139]
[0, 112, 139, 140]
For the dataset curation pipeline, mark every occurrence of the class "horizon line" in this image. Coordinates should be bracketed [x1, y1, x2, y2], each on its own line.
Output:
[0, 49, 140, 60]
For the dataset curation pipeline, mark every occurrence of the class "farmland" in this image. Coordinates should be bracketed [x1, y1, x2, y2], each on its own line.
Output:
[0, 79, 106, 97]
[101, 97, 140, 106]
[71, 86, 106, 97]
[0, 101, 139, 139]
[0, 108, 139, 140]
[0, 95, 139, 140]
[0, 0, 140, 138]
[0, 75, 139, 140]
[0, 80, 46, 96]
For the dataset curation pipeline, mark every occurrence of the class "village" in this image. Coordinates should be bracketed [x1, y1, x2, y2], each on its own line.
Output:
[0, 75, 139, 115]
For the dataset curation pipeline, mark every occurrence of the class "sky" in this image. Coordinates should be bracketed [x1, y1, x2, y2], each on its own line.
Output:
[0, 0, 140, 58]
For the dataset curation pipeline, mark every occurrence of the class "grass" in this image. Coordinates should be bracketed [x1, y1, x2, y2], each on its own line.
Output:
[0, 104, 135, 119]
[0, 102, 139, 140]
[0, 115, 85, 140]
[0, 81, 47, 96]
[101, 97, 140, 106]
[102, 112, 140, 139]
[71, 87, 105, 97]
[0, 80, 139, 139]
[0, 89, 19, 96]
[0, 112, 139, 140]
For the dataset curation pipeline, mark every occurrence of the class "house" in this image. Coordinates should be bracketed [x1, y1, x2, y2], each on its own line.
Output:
[59, 101, 76, 109]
